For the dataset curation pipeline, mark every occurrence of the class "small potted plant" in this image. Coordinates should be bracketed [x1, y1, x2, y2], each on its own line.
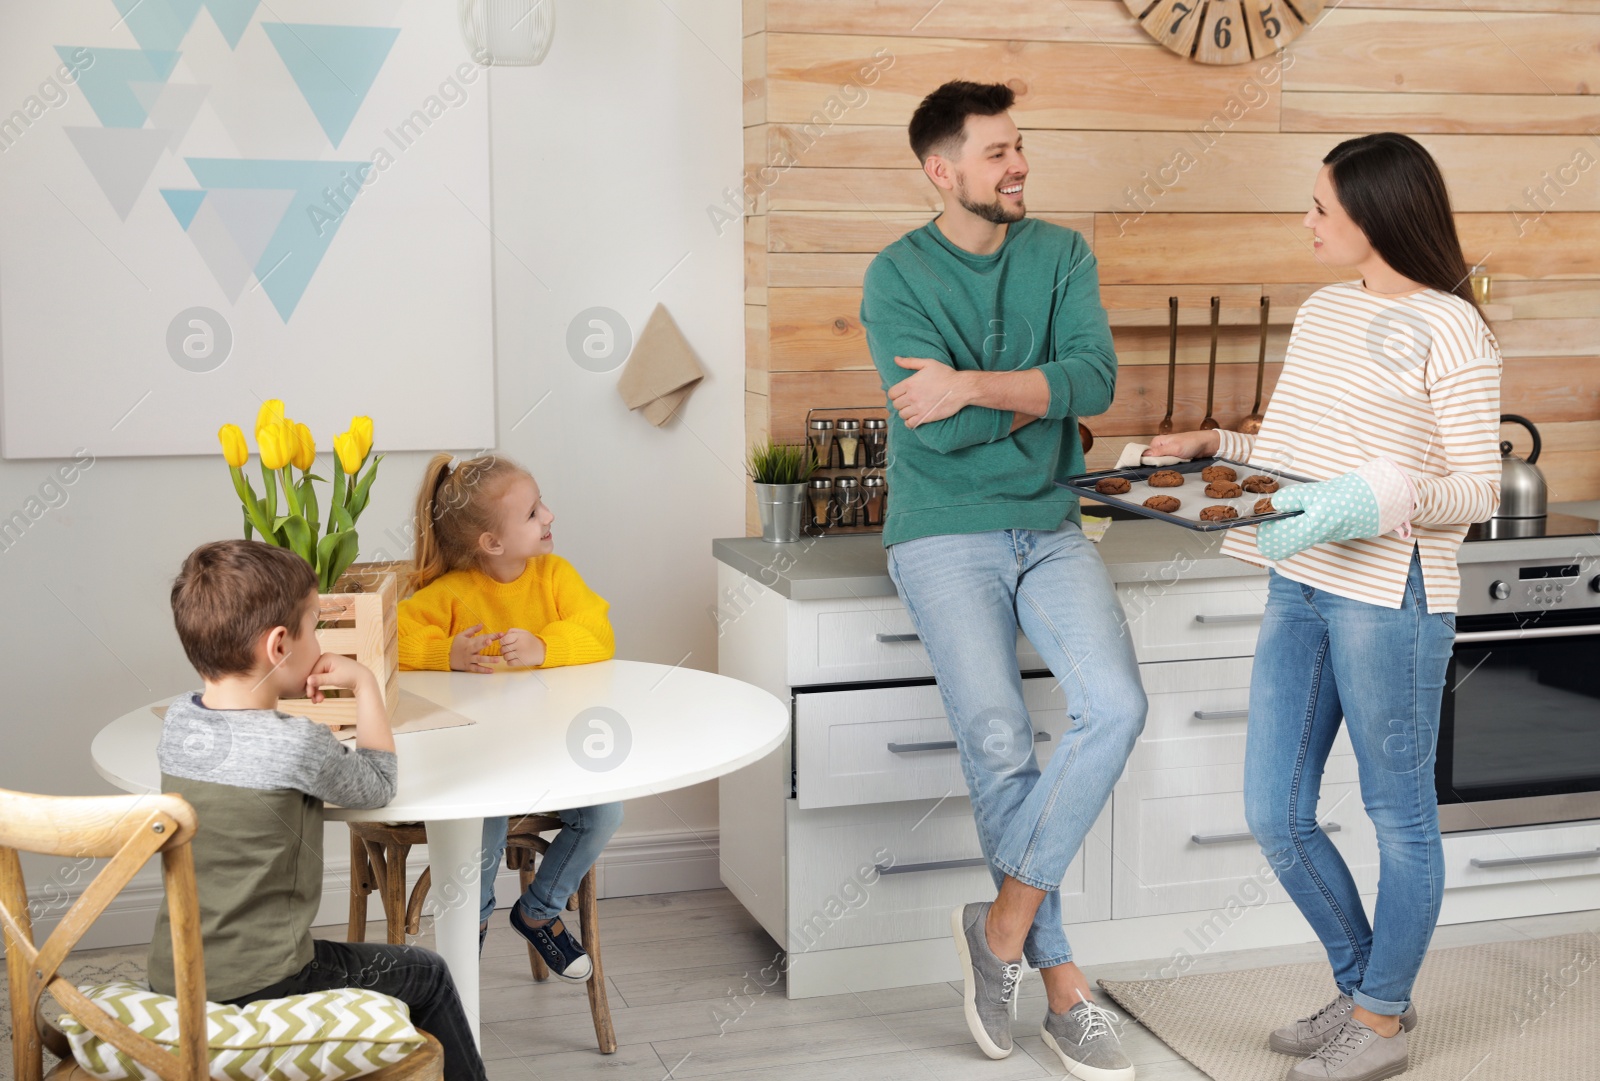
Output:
[746, 440, 815, 543]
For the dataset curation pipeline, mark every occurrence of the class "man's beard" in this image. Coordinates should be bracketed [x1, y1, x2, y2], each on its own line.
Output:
[955, 173, 1025, 224]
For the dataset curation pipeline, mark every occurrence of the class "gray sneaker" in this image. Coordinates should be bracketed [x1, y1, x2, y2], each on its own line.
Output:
[950, 902, 1020, 1059]
[1039, 999, 1135, 1081]
[1270, 995, 1418, 1055]
[1288, 1017, 1408, 1081]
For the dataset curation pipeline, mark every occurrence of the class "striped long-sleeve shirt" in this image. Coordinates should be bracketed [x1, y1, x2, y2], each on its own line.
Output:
[1218, 281, 1502, 611]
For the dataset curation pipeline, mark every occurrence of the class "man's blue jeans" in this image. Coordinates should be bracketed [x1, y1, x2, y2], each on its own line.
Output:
[1244, 550, 1454, 1015]
[478, 803, 624, 924]
[887, 521, 1146, 968]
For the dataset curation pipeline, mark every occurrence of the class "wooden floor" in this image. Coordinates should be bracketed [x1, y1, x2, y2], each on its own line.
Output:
[307, 891, 1599, 1081]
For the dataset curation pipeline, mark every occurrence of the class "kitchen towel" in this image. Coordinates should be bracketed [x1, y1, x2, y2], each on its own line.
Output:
[1115, 442, 1187, 469]
[616, 303, 707, 426]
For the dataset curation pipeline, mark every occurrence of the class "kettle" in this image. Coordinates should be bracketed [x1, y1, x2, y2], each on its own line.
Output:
[1496, 414, 1547, 519]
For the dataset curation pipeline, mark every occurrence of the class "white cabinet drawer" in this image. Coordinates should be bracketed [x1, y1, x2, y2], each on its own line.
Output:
[795, 676, 1069, 810]
[787, 594, 1046, 686]
[786, 796, 1111, 951]
[1116, 577, 1269, 663]
[1111, 757, 1377, 919]
[1443, 821, 1600, 890]
[1130, 658, 1353, 771]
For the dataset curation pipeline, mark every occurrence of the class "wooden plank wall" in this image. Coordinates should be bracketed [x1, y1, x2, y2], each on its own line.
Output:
[742, 0, 1600, 533]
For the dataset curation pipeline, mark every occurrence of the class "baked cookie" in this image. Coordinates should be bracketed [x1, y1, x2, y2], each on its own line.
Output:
[1200, 504, 1239, 521]
[1242, 474, 1280, 494]
[1253, 497, 1276, 515]
[1205, 480, 1243, 499]
[1143, 495, 1181, 513]
[1147, 470, 1185, 488]
[1201, 465, 1238, 483]
[1095, 477, 1132, 495]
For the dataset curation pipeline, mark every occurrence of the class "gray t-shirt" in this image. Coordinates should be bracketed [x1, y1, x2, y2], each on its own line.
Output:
[147, 693, 398, 1000]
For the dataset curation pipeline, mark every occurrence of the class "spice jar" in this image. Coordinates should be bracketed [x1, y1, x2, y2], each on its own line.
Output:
[834, 476, 860, 527]
[862, 474, 885, 527]
[807, 418, 835, 470]
[835, 418, 862, 468]
[807, 477, 834, 530]
[863, 417, 887, 467]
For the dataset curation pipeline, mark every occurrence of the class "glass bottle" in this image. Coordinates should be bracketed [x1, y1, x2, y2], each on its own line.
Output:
[863, 418, 887, 467]
[835, 476, 860, 526]
[835, 418, 862, 468]
[807, 477, 834, 531]
[861, 474, 885, 527]
[807, 419, 835, 472]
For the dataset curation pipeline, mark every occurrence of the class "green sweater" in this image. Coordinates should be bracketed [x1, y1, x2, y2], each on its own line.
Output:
[859, 217, 1117, 546]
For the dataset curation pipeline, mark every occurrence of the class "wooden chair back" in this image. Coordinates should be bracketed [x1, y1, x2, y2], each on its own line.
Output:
[0, 789, 206, 1081]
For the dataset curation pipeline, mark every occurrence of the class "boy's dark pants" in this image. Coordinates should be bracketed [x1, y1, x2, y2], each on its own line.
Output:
[224, 938, 487, 1081]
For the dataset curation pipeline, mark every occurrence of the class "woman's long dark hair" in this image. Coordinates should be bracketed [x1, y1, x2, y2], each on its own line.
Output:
[1323, 133, 1477, 311]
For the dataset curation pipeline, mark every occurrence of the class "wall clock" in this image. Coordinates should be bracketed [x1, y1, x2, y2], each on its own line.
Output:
[1123, 0, 1324, 64]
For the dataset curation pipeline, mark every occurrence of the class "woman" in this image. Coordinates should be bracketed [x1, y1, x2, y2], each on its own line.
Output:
[1151, 133, 1501, 1081]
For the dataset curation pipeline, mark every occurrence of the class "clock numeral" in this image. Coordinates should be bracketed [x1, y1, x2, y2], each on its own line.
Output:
[1259, 3, 1282, 37]
[1170, 2, 1193, 33]
[1213, 13, 1233, 48]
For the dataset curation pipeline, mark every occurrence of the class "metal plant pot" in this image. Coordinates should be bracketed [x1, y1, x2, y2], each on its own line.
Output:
[754, 482, 806, 543]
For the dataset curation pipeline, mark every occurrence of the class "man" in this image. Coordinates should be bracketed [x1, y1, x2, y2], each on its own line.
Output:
[860, 81, 1146, 1079]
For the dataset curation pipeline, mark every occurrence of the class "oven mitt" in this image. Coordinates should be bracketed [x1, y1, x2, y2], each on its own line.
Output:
[1256, 458, 1417, 561]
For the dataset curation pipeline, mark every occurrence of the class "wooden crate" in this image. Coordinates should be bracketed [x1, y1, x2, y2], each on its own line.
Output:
[283, 561, 404, 729]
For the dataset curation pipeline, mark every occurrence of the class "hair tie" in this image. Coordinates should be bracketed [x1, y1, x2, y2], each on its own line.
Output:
[446, 455, 461, 472]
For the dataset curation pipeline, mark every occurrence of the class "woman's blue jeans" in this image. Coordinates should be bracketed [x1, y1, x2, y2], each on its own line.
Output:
[1244, 549, 1454, 1015]
[887, 521, 1147, 968]
[478, 803, 624, 924]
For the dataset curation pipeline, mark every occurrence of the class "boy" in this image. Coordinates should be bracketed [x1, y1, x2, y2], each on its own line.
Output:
[149, 539, 486, 1081]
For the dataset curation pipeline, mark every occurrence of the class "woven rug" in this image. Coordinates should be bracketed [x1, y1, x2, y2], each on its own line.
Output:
[1100, 932, 1600, 1081]
[0, 947, 145, 1081]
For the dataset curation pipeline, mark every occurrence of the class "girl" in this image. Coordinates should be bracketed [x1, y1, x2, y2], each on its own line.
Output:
[398, 453, 621, 981]
[1152, 133, 1501, 1081]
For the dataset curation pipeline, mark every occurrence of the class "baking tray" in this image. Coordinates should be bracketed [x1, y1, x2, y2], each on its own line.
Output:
[1059, 457, 1310, 532]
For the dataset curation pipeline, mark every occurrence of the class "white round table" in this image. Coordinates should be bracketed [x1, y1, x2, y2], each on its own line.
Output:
[91, 660, 788, 1046]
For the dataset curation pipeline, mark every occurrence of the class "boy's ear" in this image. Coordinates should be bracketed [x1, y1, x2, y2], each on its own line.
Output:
[260, 624, 292, 667]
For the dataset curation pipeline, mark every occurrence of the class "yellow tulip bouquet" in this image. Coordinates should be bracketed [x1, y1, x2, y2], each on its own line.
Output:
[217, 400, 383, 592]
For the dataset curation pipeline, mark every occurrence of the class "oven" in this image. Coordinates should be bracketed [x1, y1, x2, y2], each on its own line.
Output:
[1439, 536, 1600, 832]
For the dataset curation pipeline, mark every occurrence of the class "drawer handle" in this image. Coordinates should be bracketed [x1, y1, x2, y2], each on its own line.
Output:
[875, 632, 922, 644]
[1194, 612, 1265, 625]
[1470, 847, 1600, 870]
[887, 732, 1052, 754]
[874, 857, 988, 876]
[1192, 821, 1340, 846]
[1193, 708, 1249, 720]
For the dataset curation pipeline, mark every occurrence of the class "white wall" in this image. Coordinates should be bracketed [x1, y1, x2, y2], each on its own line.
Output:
[0, 0, 745, 925]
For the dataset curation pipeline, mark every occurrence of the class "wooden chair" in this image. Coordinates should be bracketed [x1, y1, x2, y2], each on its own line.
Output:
[0, 788, 442, 1081]
[347, 816, 616, 1053]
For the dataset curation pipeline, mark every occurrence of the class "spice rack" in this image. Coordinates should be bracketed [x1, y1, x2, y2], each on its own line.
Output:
[803, 405, 888, 537]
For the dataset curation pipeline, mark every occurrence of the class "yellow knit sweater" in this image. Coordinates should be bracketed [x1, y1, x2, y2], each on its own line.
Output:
[397, 555, 615, 671]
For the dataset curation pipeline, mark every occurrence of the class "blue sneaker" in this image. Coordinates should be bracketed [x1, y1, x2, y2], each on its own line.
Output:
[509, 905, 592, 982]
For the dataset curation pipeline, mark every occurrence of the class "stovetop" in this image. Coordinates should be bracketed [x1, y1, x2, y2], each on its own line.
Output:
[1465, 512, 1600, 543]
[1458, 514, 1600, 617]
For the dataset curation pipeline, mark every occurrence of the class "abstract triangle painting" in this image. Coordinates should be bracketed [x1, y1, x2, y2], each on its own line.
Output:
[0, 1, 492, 458]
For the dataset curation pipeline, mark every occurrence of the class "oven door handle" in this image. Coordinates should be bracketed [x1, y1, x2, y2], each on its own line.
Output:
[1453, 625, 1600, 643]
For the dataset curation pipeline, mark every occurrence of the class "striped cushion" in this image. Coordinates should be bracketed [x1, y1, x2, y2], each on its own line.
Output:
[56, 981, 425, 1081]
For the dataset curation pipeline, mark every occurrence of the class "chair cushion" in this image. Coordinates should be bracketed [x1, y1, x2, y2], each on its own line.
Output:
[55, 981, 424, 1081]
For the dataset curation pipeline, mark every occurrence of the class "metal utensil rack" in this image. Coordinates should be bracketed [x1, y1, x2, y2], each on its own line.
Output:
[803, 404, 889, 537]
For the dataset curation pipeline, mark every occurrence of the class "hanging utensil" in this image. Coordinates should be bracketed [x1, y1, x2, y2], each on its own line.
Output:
[1239, 295, 1269, 435]
[1199, 295, 1220, 431]
[1157, 296, 1178, 435]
